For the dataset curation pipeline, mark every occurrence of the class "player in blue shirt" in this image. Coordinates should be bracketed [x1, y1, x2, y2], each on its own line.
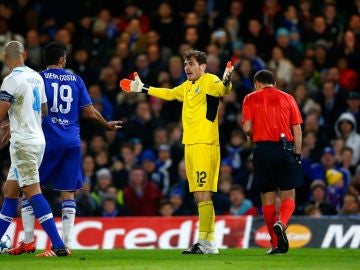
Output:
[9, 42, 122, 256]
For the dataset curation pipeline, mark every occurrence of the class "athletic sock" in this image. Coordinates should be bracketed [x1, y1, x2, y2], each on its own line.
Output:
[21, 198, 35, 243]
[262, 204, 278, 247]
[0, 198, 18, 237]
[61, 200, 76, 248]
[279, 198, 295, 227]
[198, 201, 215, 245]
[28, 194, 64, 248]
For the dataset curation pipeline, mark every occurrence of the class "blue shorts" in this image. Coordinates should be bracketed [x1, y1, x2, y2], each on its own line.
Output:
[39, 145, 82, 191]
[253, 141, 303, 193]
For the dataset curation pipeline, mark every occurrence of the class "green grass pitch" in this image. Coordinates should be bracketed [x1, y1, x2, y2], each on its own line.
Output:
[0, 248, 359, 270]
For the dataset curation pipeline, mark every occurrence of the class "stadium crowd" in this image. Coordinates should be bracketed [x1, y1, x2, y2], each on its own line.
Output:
[0, 0, 360, 218]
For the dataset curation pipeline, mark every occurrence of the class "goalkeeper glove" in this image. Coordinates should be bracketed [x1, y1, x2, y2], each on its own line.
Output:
[119, 72, 150, 93]
[222, 61, 234, 86]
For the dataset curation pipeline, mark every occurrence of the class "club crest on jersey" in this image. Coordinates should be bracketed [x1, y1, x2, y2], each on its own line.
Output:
[195, 86, 200, 94]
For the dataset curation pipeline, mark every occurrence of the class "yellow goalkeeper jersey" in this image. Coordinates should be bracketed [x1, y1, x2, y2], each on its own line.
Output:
[148, 73, 232, 145]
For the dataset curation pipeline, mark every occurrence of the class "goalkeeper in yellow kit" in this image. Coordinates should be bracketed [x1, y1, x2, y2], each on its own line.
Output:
[120, 49, 233, 254]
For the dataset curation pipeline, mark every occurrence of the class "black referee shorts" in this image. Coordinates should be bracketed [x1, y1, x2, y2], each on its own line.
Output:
[253, 141, 303, 193]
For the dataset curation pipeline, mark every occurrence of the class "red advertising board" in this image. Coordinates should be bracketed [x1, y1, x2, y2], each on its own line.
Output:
[6, 216, 359, 249]
[6, 216, 250, 250]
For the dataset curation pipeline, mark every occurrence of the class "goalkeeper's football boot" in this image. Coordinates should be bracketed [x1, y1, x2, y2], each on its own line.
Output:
[8, 240, 36, 255]
[273, 221, 289, 253]
[36, 246, 69, 257]
[182, 243, 219, 254]
[182, 243, 205, 254]
[265, 247, 282, 255]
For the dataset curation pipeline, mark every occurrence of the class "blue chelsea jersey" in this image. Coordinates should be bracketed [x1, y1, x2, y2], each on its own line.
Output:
[40, 68, 92, 146]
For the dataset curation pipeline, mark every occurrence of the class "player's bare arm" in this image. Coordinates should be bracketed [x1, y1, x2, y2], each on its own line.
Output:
[0, 121, 10, 144]
[82, 105, 122, 131]
[41, 102, 48, 117]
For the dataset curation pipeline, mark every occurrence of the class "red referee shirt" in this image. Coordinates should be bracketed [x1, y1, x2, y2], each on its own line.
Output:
[242, 87, 303, 142]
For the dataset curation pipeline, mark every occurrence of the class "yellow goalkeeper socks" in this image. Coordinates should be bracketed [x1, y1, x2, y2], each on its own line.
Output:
[198, 201, 215, 243]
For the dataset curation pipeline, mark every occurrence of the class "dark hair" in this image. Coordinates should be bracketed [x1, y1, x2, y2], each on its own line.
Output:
[254, 69, 275, 85]
[43, 41, 66, 66]
[230, 184, 245, 194]
[183, 48, 207, 65]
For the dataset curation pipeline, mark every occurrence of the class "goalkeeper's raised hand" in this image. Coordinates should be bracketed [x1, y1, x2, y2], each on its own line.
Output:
[222, 61, 234, 86]
[119, 72, 150, 93]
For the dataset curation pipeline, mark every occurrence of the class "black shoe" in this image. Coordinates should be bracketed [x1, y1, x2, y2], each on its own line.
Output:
[273, 221, 289, 253]
[265, 247, 282, 255]
[182, 243, 205, 254]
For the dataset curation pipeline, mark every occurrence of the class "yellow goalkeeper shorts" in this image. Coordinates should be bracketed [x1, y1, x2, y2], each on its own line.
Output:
[184, 144, 220, 192]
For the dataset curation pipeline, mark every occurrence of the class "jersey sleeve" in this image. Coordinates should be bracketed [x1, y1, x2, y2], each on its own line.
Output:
[289, 95, 303, 125]
[148, 84, 185, 101]
[77, 76, 92, 107]
[0, 77, 16, 103]
[205, 74, 232, 97]
[241, 95, 253, 124]
[39, 77, 47, 104]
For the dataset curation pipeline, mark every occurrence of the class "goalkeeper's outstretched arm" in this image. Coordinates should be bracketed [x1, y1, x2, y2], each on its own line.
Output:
[119, 72, 179, 101]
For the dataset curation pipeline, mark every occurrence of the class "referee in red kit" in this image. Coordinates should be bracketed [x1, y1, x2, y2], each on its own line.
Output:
[242, 69, 303, 255]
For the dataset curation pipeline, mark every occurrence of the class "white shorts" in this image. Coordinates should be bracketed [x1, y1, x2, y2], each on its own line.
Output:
[7, 142, 45, 188]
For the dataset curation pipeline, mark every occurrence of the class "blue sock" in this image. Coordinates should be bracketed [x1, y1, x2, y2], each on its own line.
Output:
[0, 198, 18, 237]
[28, 194, 64, 249]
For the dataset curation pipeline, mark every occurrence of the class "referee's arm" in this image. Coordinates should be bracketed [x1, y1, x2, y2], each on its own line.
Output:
[291, 124, 302, 154]
[242, 120, 253, 138]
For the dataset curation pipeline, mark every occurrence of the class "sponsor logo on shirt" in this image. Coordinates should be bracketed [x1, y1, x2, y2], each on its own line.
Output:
[51, 117, 69, 125]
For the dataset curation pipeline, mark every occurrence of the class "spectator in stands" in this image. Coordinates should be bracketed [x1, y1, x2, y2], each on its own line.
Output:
[75, 178, 97, 217]
[241, 42, 266, 72]
[91, 168, 114, 207]
[324, 3, 342, 46]
[123, 101, 157, 149]
[258, 0, 283, 36]
[325, 168, 346, 210]
[298, 0, 314, 34]
[157, 144, 177, 192]
[345, 91, 360, 133]
[96, 194, 129, 217]
[292, 82, 317, 117]
[317, 80, 348, 138]
[310, 147, 350, 189]
[243, 18, 273, 62]
[212, 174, 232, 215]
[145, 29, 172, 64]
[296, 180, 337, 215]
[338, 192, 360, 215]
[228, 184, 258, 216]
[24, 29, 42, 71]
[339, 146, 356, 176]
[334, 112, 360, 166]
[158, 199, 175, 217]
[281, 4, 303, 53]
[168, 188, 192, 216]
[123, 166, 163, 216]
[117, 0, 149, 34]
[99, 65, 122, 106]
[268, 45, 294, 88]
[275, 27, 303, 67]
[336, 30, 360, 72]
[150, 1, 182, 52]
[141, 149, 166, 196]
[303, 204, 322, 217]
